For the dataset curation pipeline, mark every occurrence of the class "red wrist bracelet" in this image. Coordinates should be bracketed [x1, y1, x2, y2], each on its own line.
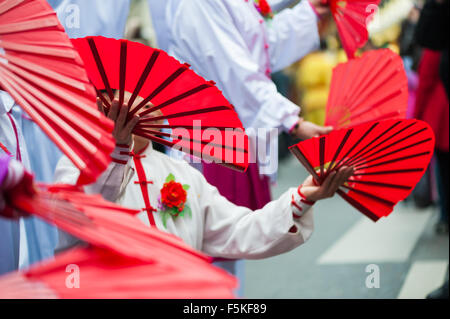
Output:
[298, 185, 316, 205]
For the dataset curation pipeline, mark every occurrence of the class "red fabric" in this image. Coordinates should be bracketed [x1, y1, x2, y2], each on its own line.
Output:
[132, 151, 157, 226]
[0, 0, 115, 185]
[3, 180, 238, 298]
[71, 36, 250, 172]
[325, 49, 408, 129]
[11, 184, 209, 263]
[13, 245, 236, 299]
[414, 49, 449, 152]
[290, 119, 435, 221]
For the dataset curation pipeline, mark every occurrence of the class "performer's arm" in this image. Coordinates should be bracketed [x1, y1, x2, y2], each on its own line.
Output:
[199, 166, 354, 259]
[170, 0, 301, 133]
[170, 0, 331, 138]
[267, 0, 323, 73]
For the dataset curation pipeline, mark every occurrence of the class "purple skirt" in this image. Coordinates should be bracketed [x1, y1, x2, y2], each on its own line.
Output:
[202, 162, 272, 211]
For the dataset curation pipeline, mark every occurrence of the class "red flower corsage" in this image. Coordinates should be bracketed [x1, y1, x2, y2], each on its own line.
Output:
[253, 0, 274, 20]
[158, 174, 191, 227]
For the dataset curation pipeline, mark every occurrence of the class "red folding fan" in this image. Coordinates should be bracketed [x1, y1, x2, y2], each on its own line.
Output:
[325, 49, 408, 129]
[10, 184, 208, 263]
[290, 119, 435, 221]
[323, 0, 381, 58]
[0, 245, 237, 299]
[71, 36, 249, 171]
[0, 0, 115, 185]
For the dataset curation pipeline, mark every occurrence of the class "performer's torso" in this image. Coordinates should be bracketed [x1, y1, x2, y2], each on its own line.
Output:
[119, 146, 205, 251]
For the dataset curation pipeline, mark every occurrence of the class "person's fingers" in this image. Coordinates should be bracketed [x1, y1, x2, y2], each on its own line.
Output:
[330, 166, 354, 193]
[116, 103, 129, 130]
[96, 98, 105, 116]
[302, 175, 316, 187]
[108, 99, 120, 121]
[321, 170, 337, 197]
[319, 126, 333, 135]
[341, 166, 355, 183]
[124, 115, 140, 136]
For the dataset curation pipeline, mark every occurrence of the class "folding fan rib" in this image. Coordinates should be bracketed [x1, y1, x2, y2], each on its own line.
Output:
[0, 65, 110, 144]
[335, 121, 406, 170]
[126, 49, 160, 111]
[0, 0, 23, 15]
[137, 83, 212, 118]
[17, 245, 237, 299]
[329, 0, 381, 59]
[87, 37, 115, 101]
[72, 36, 250, 172]
[325, 49, 407, 129]
[0, 71, 86, 170]
[0, 69, 112, 178]
[339, 121, 418, 169]
[130, 65, 190, 116]
[289, 119, 435, 221]
[11, 185, 210, 263]
[349, 128, 431, 168]
[0, 61, 103, 123]
[2, 53, 88, 91]
[0, 0, 116, 185]
[137, 105, 232, 124]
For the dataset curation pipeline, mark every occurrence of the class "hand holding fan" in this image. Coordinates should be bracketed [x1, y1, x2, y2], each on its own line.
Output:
[325, 49, 408, 129]
[0, 0, 115, 185]
[71, 36, 249, 172]
[322, 0, 381, 58]
[290, 119, 435, 221]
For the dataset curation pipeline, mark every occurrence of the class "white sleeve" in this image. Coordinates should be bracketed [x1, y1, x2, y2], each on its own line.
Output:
[267, 0, 321, 72]
[169, 0, 301, 132]
[53, 144, 134, 203]
[53, 144, 135, 253]
[193, 170, 315, 260]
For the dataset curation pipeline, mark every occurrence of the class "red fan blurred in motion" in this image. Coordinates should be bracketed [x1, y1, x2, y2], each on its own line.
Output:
[323, 0, 381, 58]
[10, 184, 208, 263]
[0, 245, 237, 299]
[0, 0, 115, 185]
[290, 119, 435, 221]
[71, 36, 249, 172]
[0, 184, 237, 298]
[325, 49, 408, 129]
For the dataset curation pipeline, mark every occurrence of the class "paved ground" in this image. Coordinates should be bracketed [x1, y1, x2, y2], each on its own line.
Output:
[244, 154, 449, 299]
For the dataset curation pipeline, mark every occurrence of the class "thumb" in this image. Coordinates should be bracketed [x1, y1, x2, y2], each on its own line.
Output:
[319, 126, 333, 135]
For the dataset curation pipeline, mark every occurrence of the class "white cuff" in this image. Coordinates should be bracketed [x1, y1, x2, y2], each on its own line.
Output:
[291, 185, 315, 218]
[110, 142, 134, 165]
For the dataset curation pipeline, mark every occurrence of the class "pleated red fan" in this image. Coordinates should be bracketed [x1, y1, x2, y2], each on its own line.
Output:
[0, 245, 237, 299]
[323, 0, 381, 58]
[71, 36, 249, 172]
[290, 119, 435, 221]
[0, 0, 115, 185]
[325, 49, 408, 129]
[10, 184, 208, 263]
